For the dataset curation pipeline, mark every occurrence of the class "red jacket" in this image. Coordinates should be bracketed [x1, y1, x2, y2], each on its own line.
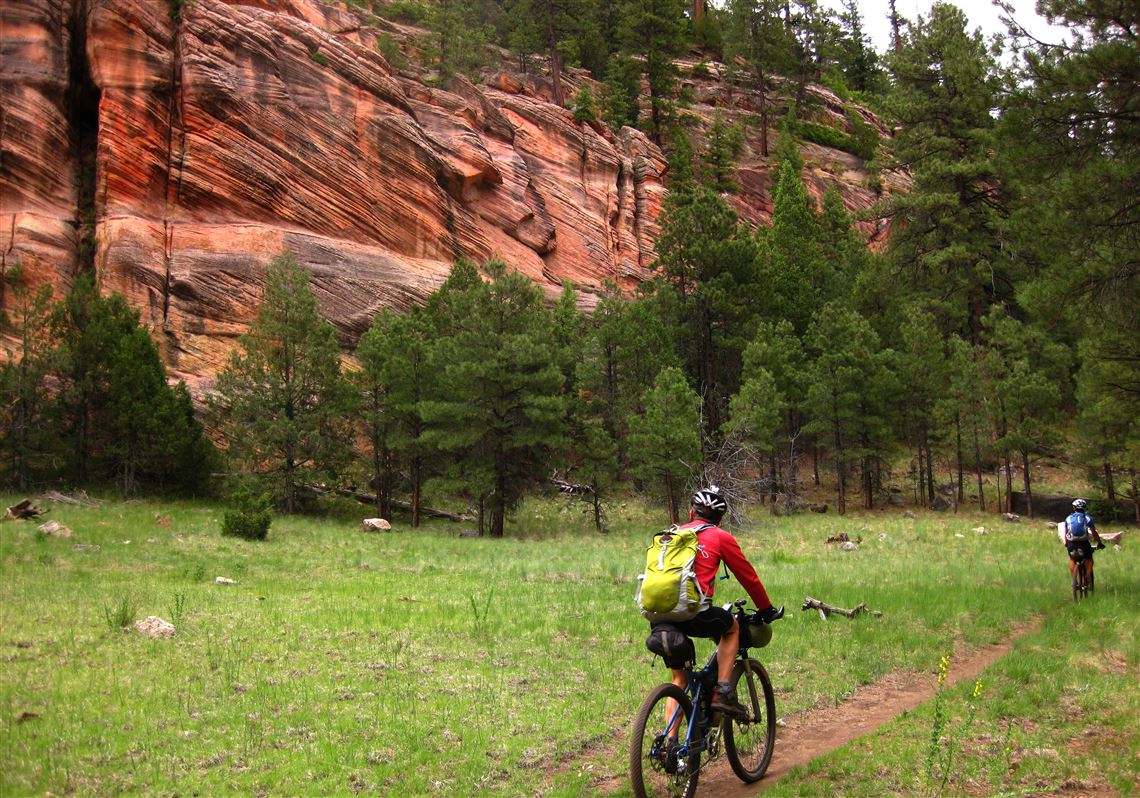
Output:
[681, 521, 772, 610]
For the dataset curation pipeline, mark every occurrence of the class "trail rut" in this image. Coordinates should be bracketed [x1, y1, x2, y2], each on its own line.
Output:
[696, 618, 1042, 796]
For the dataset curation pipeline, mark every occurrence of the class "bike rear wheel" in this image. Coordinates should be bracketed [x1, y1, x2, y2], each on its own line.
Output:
[724, 658, 777, 783]
[630, 683, 700, 798]
[1072, 557, 1089, 601]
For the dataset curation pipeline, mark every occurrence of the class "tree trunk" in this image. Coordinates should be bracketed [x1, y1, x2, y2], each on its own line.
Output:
[972, 418, 985, 512]
[1022, 449, 1034, 517]
[915, 445, 925, 507]
[756, 67, 769, 157]
[544, 8, 564, 107]
[955, 415, 964, 503]
[888, 0, 902, 51]
[833, 419, 846, 516]
[863, 453, 873, 510]
[666, 472, 678, 524]
[1131, 468, 1139, 525]
[1103, 462, 1116, 502]
[410, 458, 422, 528]
[924, 431, 935, 506]
[1007, 459, 1016, 514]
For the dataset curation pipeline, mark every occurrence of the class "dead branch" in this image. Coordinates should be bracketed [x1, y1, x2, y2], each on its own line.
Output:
[802, 596, 883, 621]
[37, 490, 100, 507]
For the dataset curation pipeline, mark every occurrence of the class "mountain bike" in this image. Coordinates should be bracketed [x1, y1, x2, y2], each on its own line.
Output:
[630, 599, 779, 798]
[1069, 542, 1104, 601]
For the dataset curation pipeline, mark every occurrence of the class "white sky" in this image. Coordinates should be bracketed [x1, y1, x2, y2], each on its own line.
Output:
[821, 0, 1072, 53]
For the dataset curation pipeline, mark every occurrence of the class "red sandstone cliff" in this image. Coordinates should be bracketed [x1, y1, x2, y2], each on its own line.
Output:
[0, 0, 896, 391]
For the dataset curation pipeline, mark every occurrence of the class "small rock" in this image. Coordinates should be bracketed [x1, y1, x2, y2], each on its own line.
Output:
[1002, 513, 1021, 523]
[955, 533, 965, 539]
[840, 541, 859, 551]
[37, 520, 72, 538]
[973, 526, 987, 535]
[72, 543, 100, 551]
[877, 532, 888, 542]
[362, 518, 391, 532]
[903, 510, 916, 519]
[134, 616, 175, 639]
[215, 576, 236, 585]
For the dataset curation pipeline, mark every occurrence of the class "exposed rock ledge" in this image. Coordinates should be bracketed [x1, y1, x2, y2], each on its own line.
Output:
[0, 0, 894, 394]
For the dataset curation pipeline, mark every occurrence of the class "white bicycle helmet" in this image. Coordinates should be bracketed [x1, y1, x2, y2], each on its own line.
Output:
[692, 486, 727, 522]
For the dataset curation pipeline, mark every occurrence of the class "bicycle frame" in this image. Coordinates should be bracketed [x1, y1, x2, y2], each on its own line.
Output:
[663, 651, 721, 761]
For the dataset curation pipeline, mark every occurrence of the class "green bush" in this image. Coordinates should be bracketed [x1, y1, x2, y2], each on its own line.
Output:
[572, 85, 598, 124]
[387, 0, 427, 24]
[221, 488, 272, 540]
[796, 117, 878, 161]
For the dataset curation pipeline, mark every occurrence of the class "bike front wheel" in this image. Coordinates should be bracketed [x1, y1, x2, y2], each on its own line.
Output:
[630, 683, 700, 798]
[724, 658, 777, 783]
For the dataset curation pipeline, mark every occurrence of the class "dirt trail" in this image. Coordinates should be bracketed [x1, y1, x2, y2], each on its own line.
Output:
[694, 618, 1043, 797]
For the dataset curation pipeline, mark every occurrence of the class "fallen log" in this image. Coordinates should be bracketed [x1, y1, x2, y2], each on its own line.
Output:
[305, 484, 473, 522]
[802, 596, 883, 621]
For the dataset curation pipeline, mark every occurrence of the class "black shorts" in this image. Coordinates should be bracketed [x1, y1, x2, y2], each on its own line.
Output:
[664, 605, 734, 641]
[1067, 539, 1094, 560]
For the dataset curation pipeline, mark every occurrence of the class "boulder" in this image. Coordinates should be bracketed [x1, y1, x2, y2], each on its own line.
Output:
[133, 616, 175, 638]
[37, 520, 72, 538]
[362, 517, 392, 532]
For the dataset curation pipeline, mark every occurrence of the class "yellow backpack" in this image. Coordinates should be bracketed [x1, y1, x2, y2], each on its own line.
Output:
[635, 524, 712, 622]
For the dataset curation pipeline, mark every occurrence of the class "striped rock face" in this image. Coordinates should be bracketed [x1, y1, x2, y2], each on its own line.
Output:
[1, 0, 887, 395]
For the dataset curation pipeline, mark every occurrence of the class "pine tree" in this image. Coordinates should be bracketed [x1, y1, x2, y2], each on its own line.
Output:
[738, 319, 809, 505]
[577, 281, 679, 467]
[1002, 1, 1140, 451]
[880, 3, 1009, 343]
[50, 274, 140, 485]
[353, 308, 436, 523]
[653, 186, 761, 439]
[803, 304, 890, 514]
[983, 306, 1070, 516]
[211, 251, 355, 513]
[628, 366, 702, 522]
[0, 275, 55, 489]
[722, 0, 794, 156]
[106, 328, 214, 495]
[421, 260, 566, 537]
[759, 138, 825, 336]
[618, 0, 687, 142]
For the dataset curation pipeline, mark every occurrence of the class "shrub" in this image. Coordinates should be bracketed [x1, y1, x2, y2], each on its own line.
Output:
[222, 488, 273, 540]
[572, 85, 598, 124]
[103, 593, 139, 632]
[387, 0, 427, 24]
[310, 50, 330, 67]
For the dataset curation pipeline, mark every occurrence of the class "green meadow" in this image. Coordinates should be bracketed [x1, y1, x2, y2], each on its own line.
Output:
[1, 495, 1135, 796]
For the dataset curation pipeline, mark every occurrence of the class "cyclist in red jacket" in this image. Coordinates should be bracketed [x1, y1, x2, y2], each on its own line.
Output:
[665, 486, 782, 716]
